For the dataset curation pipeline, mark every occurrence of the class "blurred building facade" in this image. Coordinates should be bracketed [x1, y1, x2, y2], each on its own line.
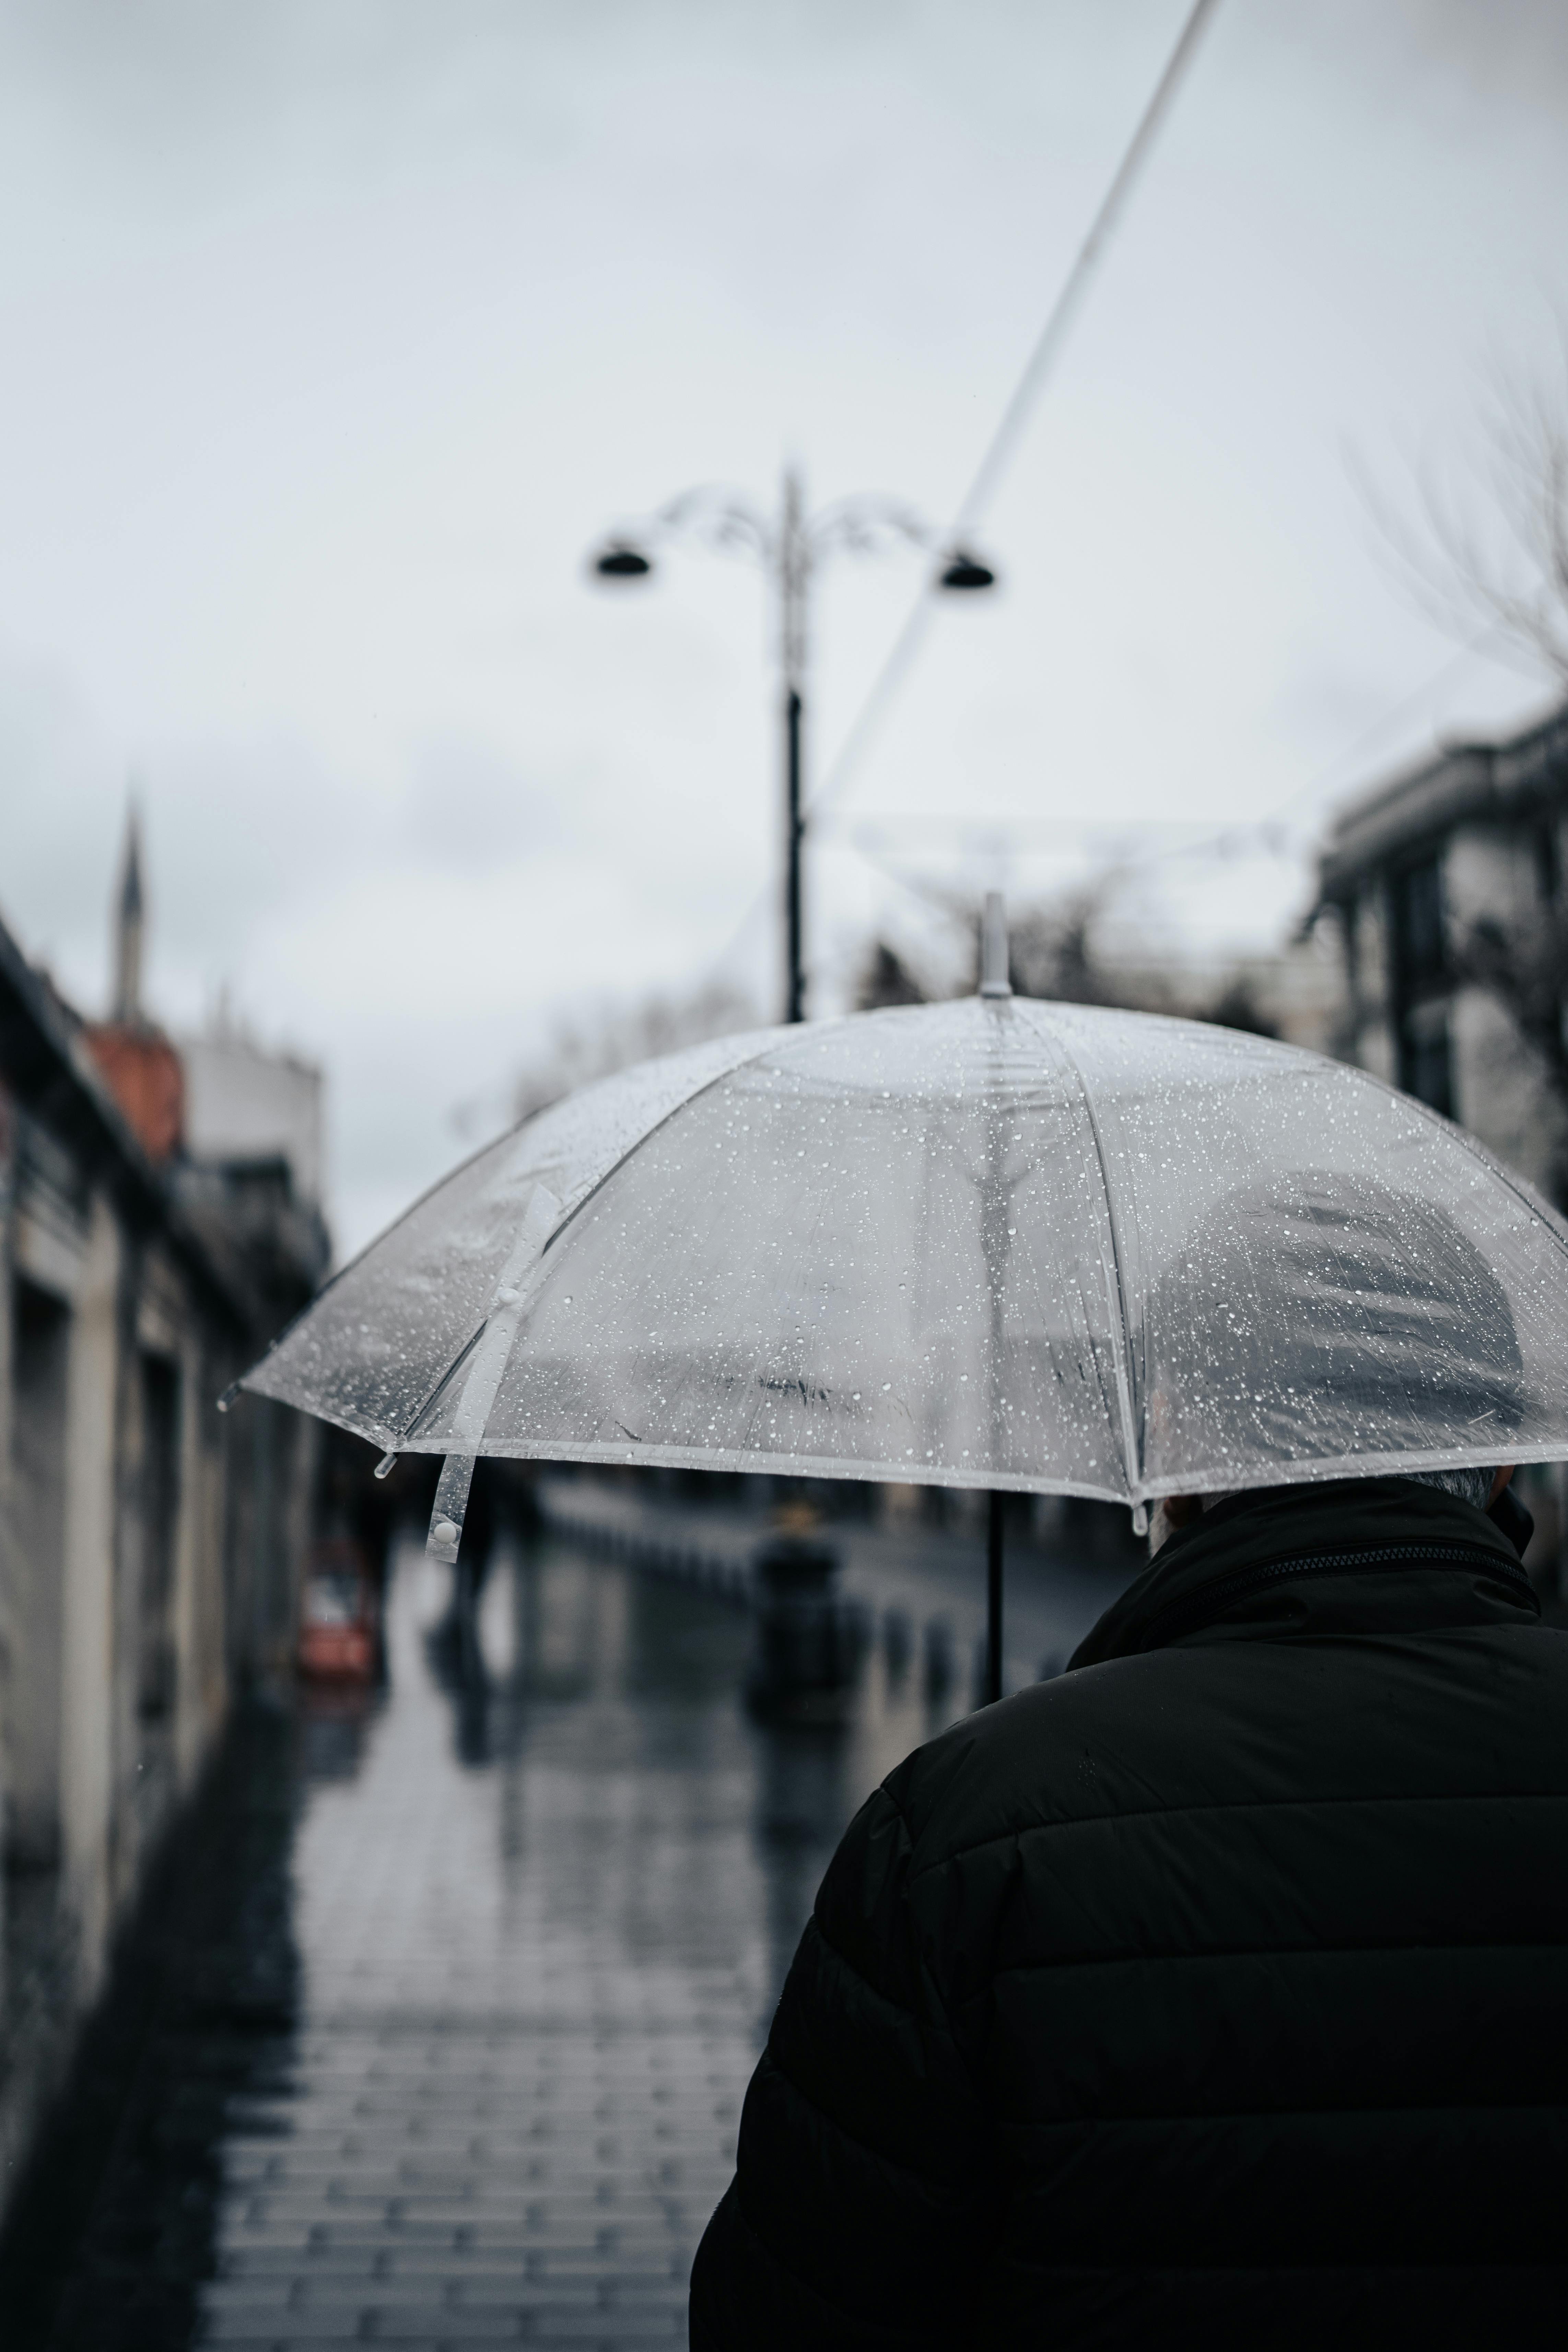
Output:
[182, 1008, 324, 1208]
[1318, 699, 1568, 1204]
[0, 824, 328, 2234]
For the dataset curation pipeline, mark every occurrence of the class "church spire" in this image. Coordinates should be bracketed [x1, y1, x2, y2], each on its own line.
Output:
[114, 804, 145, 1025]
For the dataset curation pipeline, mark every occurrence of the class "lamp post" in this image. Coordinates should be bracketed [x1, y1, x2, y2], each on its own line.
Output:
[589, 465, 996, 1023]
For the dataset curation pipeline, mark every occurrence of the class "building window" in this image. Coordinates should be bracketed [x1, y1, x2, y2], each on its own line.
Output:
[1398, 1009, 1454, 1118]
[1341, 897, 1361, 999]
[1535, 820, 1560, 908]
[1390, 855, 1446, 994]
[1387, 855, 1454, 1115]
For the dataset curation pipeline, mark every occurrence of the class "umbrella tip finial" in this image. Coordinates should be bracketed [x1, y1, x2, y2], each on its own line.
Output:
[980, 891, 1012, 999]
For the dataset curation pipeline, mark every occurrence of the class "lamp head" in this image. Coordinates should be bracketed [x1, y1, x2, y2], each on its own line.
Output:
[939, 549, 996, 592]
[593, 543, 653, 580]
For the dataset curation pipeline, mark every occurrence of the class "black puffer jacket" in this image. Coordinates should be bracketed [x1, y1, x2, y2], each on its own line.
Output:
[691, 1478, 1568, 2348]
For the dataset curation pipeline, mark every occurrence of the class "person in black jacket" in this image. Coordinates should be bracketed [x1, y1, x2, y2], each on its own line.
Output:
[689, 1462, 1568, 2347]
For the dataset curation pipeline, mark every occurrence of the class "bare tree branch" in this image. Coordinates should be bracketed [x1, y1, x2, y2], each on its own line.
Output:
[1356, 344, 1568, 686]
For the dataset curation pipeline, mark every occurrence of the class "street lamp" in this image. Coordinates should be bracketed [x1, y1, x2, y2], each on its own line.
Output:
[587, 466, 997, 1023]
[592, 544, 652, 579]
[938, 551, 996, 591]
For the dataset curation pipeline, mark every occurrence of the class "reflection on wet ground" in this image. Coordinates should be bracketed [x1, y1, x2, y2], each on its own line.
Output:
[7, 1518, 1006, 2350]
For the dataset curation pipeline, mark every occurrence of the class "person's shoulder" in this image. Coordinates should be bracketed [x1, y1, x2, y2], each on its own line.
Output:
[879, 1612, 1568, 1887]
[881, 1654, 1183, 1875]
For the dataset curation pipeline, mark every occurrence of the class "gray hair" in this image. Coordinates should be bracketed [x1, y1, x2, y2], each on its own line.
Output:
[1150, 1462, 1499, 1556]
[1403, 1465, 1496, 1511]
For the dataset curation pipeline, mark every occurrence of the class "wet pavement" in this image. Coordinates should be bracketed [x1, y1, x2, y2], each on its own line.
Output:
[7, 1512, 1104, 2351]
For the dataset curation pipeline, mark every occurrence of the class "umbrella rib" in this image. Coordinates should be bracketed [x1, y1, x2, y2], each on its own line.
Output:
[394, 1315, 490, 1447]
[237, 1022, 796, 1423]
[407, 1183, 565, 1451]
[474, 1018, 852, 1398]
[539, 1021, 843, 1247]
[1046, 1030, 1144, 1503]
[233, 1115, 534, 1414]
[398, 1007, 834, 1462]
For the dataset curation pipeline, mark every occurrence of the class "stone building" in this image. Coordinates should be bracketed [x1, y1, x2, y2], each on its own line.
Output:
[1318, 699, 1568, 1203]
[0, 838, 326, 2230]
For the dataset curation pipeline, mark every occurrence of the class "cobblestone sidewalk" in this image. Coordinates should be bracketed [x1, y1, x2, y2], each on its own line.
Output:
[199, 1533, 794, 2350]
[14, 1525, 900, 2351]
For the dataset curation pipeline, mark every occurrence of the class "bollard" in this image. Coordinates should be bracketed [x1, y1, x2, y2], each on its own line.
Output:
[745, 1525, 851, 1722]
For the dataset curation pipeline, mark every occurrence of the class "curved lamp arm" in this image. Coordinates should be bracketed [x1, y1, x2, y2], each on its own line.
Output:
[806, 493, 935, 561]
[652, 485, 774, 564]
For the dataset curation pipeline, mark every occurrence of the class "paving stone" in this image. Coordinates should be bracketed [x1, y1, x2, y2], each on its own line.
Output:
[365, 2313, 524, 2341]
[524, 2319, 682, 2345]
[198, 2313, 365, 2344]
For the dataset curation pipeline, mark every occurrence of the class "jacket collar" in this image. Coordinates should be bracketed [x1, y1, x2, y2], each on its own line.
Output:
[1070, 1476, 1540, 1671]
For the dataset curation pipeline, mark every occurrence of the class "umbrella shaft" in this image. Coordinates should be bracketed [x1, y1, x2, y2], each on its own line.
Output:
[986, 1491, 1004, 1707]
[784, 685, 804, 1024]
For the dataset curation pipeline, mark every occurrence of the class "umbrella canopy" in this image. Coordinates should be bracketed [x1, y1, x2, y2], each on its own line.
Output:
[240, 994, 1568, 1547]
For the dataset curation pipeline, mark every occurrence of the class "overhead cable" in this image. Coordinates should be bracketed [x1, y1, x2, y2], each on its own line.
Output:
[807, 0, 1222, 827]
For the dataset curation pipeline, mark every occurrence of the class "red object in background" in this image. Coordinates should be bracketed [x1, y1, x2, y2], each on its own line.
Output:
[298, 1540, 379, 1683]
[82, 1022, 185, 1162]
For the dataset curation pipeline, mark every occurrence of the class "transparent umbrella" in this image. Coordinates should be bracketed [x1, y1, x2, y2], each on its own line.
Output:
[236, 934, 1568, 1686]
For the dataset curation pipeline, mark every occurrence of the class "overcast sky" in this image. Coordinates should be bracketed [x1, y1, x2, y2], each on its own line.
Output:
[2, 0, 1567, 1252]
